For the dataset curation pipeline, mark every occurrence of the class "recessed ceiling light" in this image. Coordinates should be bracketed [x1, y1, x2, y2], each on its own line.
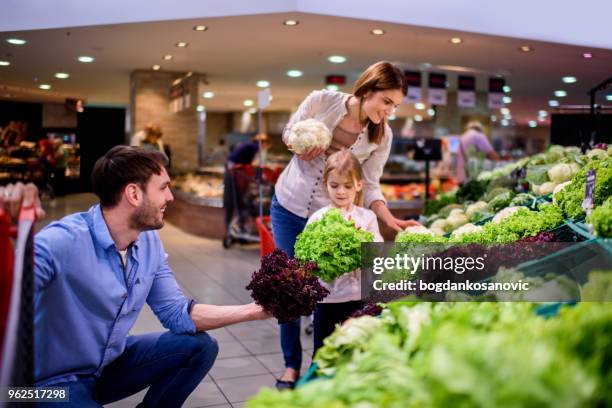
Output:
[256, 80, 270, 88]
[415, 102, 426, 110]
[606, 95, 612, 101]
[449, 37, 463, 44]
[163, 55, 173, 61]
[370, 28, 386, 35]
[538, 110, 548, 117]
[39, 84, 51, 90]
[283, 19, 299, 26]
[582, 52, 593, 59]
[491, 115, 497, 122]
[562, 76, 577, 84]
[503, 85, 511, 93]
[519, 45, 533, 52]
[243, 99, 254, 107]
[327, 55, 346, 64]
[427, 108, 436, 116]
[326, 84, 339, 91]
[501, 119, 510, 126]
[287, 70, 303, 78]
[554, 90, 567, 97]
[500, 107, 510, 115]
[54, 72, 70, 79]
[203, 91, 214, 99]
[528, 121, 537, 128]
[0, 61, 10, 66]
[152, 65, 161, 71]
[6, 38, 26, 45]
[78, 56, 95, 63]
[193, 25, 208, 31]
[196, 105, 205, 112]
[176, 42, 188, 48]
[549, 100, 559, 107]
[503, 96, 512, 104]
[414, 114, 423, 122]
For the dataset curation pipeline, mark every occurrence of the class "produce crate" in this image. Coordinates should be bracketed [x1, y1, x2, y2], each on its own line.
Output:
[565, 219, 595, 241]
[547, 221, 590, 243]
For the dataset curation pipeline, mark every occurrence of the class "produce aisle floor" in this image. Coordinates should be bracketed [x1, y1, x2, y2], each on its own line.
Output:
[39, 193, 313, 408]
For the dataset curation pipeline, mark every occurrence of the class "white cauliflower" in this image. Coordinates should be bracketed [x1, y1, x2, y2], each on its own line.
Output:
[404, 225, 435, 235]
[430, 219, 450, 233]
[587, 148, 608, 161]
[286, 119, 332, 154]
[539, 181, 557, 196]
[492, 206, 522, 224]
[430, 227, 447, 236]
[451, 223, 483, 238]
[446, 213, 469, 230]
[449, 209, 465, 218]
[552, 181, 572, 204]
[547, 163, 574, 183]
[466, 201, 488, 219]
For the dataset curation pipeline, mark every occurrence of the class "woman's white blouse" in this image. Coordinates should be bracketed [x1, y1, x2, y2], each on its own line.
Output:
[275, 89, 392, 218]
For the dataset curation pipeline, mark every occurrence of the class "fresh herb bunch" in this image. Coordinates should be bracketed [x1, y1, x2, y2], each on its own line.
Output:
[246, 249, 329, 323]
[294, 208, 374, 282]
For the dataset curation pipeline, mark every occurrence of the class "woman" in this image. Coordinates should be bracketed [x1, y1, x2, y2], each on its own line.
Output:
[271, 61, 420, 389]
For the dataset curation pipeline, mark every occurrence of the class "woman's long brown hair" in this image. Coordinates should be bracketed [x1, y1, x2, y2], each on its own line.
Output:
[352, 61, 407, 145]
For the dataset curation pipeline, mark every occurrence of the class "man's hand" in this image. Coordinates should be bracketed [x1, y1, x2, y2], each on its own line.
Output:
[246, 302, 272, 320]
[191, 302, 272, 332]
[0, 182, 45, 222]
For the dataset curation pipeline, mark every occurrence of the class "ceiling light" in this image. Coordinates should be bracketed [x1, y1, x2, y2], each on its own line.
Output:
[196, 105, 205, 112]
[503, 85, 511, 93]
[54, 72, 70, 79]
[326, 84, 339, 91]
[501, 119, 509, 126]
[388, 114, 396, 120]
[287, 70, 303, 77]
[582, 52, 593, 59]
[415, 102, 426, 110]
[503, 96, 512, 104]
[606, 95, 612, 101]
[202, 91, 214, 99]
[328, 55, 347, 64]
[176, 42, 188, 48]
[528, 121, 537, 128]
[427, 108, 436, 116]
[256, 80, 270, 88]
[562, 76, 577, 84]
[554, 90, 567, 97]
[243, 99, 254, 107]
[449, 37, 463, 44]
[519, 45, 533, 52]
[6, 38, 26, 45]
[78, 56, 95, 63]
[414, 114, 423, 122]
[39, 84, 51, 90]
[193, 25, 208, 31]
[283, 20, 299, 26]
[538, 110, 548, 117]
[491, 115, 497, 122]
[370, 29, 386, 35]
[549, 100, 559, 107]
[500, 107, 510, 115]
[0, 61, 10, 66]
[152, 65, 161, 71]
[163, 55, 173, 61]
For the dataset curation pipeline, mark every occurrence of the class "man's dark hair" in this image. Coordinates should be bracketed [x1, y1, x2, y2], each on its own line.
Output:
[91, 145, 168, 208]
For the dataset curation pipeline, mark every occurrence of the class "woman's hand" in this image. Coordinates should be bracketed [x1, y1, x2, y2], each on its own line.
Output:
[387, 217, 421, 232]
[288, 144, 326, 162]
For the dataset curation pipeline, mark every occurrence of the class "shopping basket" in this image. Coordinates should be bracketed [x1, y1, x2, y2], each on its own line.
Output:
[255, 216, 275, 258]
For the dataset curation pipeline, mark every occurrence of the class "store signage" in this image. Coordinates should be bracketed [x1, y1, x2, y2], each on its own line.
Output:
[326, 75, 346, 85]
[404, 71, 422, 104]
[457, 75, 476, 108]
[428, 73, 447, 106]
[582, 170, 596, 211]
[169, 73, 194, 113]
[488, 77, 505, 109]
[258, 88, 271, 109]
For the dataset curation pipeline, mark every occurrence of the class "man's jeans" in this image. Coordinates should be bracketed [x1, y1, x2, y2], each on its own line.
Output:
[40, 331, 218, 408]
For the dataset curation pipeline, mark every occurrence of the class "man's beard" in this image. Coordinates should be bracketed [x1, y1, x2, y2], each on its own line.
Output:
[130, 197, 164, 231]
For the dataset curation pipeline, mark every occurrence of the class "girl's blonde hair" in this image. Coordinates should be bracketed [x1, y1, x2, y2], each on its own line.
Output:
[322, 149, 365, 206]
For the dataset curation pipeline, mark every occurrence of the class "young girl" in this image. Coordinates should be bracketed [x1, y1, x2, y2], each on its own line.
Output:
[306, 149, 384, 353]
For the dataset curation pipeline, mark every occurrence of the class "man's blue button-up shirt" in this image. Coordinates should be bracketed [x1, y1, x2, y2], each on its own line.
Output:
[34, 205, 196, 386]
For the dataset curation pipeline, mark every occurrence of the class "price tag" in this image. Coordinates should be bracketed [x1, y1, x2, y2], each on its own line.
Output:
[582, 170, 596, 211]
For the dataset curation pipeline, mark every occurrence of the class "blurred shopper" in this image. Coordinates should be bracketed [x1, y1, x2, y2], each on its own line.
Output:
[130, 122, 154, 147]
[457, 121, 499, 183]
[20, 146, 270, 407]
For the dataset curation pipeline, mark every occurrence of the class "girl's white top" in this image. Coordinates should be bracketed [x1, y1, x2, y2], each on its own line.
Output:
[306, 205, 384, 303]
[276, 89, 392, 218]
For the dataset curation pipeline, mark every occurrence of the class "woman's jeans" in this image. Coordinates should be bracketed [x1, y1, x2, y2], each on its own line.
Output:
[270, 195, 308, 371]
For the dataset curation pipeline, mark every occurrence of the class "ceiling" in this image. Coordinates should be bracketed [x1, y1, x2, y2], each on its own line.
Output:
[0, 12, 611, 125]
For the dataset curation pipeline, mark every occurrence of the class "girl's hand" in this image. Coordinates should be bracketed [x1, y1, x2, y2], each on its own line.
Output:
[288, 144, 326, 162]
[384, 216, 421, 232]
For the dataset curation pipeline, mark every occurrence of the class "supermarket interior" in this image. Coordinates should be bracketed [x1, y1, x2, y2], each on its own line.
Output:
[0, 1, 611, 407]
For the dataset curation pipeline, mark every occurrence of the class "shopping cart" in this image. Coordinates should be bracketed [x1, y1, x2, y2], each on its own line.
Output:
[223, 164, 282, 249]
[0, 205, 37, 393]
